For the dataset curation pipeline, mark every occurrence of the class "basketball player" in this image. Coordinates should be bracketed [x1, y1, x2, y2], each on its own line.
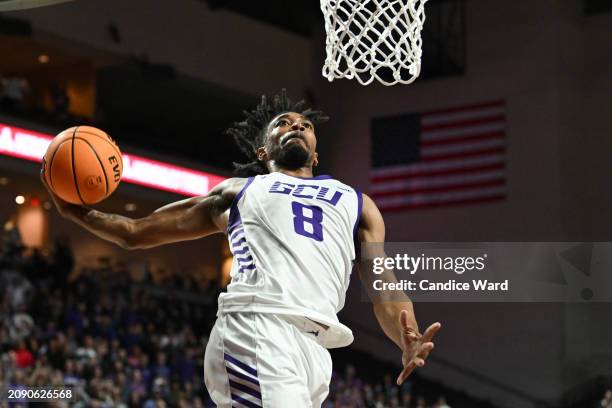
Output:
[41, 91, 441, 407]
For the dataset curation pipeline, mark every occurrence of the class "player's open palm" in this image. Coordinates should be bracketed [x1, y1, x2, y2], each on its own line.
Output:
[396, 310, 441, 385]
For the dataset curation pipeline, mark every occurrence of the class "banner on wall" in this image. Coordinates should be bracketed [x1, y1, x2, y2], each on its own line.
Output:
[0, 122, 226, 197]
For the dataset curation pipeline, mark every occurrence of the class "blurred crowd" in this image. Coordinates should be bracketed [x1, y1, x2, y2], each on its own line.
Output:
[601, 389, 612, 408]
[324, 365, 451, 408]
[0, 230, 469, 408]
[0, 72, 79, 126]
[0, 232, 216, 407]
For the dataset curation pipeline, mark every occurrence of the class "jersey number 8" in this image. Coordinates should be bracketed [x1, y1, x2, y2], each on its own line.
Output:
[291, 201, 324, 242]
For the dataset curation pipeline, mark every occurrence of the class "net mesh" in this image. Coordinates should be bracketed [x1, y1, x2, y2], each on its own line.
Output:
[320, 0, 428, 86]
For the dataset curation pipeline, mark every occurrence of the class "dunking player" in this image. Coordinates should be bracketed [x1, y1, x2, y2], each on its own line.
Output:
[42, 91, 441, 407]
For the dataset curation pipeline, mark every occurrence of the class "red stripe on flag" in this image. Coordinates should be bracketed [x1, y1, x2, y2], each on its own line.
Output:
[371, 163, 506, 182]
[420, 146, 505, 163]
[377, 194, 506, 212]
[420, 132, 505, 147]
[421, 115, 506, 132]
[421, 101, 505, 118]
[371, 178, 506, 198]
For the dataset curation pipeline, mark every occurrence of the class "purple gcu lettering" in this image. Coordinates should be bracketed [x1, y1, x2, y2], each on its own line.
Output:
[293, 185, 319, 199]
[268, 182, 344, 207]
[269, 181, 295, 194]
[316, 187, 342, 206]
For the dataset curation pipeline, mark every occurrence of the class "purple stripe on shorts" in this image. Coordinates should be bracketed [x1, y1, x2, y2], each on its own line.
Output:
[233, 247, 250, 255]
[224, 353, 258, 377]
[232, 237, 247, 248]
[230, 227, 244, 240]
[236, 255, 253, 264]
[226, 366, 260, 387]
[239, 264, 256, 273]
[229, 379, 262, 399]
[231, 393, 262, 408]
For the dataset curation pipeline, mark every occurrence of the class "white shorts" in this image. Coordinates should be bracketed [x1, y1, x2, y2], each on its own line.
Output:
[204, 312, 333, 408]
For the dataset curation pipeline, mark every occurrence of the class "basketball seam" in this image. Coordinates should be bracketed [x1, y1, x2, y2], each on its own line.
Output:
[74, 130, 123, 166]
[47, 139, 70, 193]
[71, 127, 86, 206]
[76, 137, 109, 199]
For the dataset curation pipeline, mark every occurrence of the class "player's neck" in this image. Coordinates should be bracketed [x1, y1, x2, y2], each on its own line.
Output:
[278, 168, 314, 178]
[270, 164, 314, 179]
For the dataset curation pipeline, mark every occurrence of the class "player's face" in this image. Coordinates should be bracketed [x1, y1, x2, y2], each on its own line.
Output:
[260, 112, 318, 169]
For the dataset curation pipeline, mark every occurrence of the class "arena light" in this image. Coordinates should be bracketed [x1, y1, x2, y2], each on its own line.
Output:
[0, 123, 226, 196]
[15, 195, 25, 204]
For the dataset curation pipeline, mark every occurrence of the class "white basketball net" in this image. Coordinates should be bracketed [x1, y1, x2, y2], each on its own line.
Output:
[321, 0, 428, 86]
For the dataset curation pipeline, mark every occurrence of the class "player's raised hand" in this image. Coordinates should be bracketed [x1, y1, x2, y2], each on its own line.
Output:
[396, 310, 441, 385]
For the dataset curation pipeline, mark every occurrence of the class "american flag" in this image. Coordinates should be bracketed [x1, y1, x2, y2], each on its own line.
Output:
[370, 100, 506, 211]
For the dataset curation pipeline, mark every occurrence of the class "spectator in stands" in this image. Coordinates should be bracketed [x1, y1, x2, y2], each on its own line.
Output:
[51, 83, 70, 121]
[62, 359, 81, 387]
[51, 236, 74, 284]
[602, 389, 612, 408]
[1, 216, 23, 262]
[6, 307, 34, 343]
[177, 347, 197, 383]
[434, 396, 452, 408]
[0, 73, 29, 112]
[128, 368, 147, 396]
[401, 391, 413, 407]
[10, 340, 34, 369]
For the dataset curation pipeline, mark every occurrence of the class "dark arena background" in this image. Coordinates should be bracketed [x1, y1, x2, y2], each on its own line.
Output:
[1, 1, 612, 407]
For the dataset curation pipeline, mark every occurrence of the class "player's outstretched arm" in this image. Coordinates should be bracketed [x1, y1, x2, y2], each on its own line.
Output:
[41, 173, 246, 249]
[357, 194, 441, 384]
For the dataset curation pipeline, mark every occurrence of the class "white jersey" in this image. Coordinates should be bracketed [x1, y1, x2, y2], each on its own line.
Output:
[217, 172, 363, 348]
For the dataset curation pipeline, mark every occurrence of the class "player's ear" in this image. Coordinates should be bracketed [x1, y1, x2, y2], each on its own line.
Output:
[313, 152, 319, 167]
[256, 147, 267, 162]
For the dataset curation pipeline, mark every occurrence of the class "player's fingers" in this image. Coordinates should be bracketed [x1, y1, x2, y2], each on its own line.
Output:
[418, 342, 434, 358]
[420, 341, 434, 352]
[417, 349, 430, 362]
[40, 167, 48, 187]
[399, 310, 411, 329]
[400, 310, 421, 334]
[40, 169, 57, 200]
[401, 331, 420, 352]
[396, 361, 417, 385]
[421, 322, 442, 343]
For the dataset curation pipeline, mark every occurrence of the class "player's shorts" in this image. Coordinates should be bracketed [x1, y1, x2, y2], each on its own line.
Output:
[204, 312, 333, 408]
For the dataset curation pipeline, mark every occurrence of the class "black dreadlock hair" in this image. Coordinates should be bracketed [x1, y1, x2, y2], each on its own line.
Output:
[226, 89, 329, 176]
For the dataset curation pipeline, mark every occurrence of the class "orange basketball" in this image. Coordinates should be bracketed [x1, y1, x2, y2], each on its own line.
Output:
[42, 126, 123, 205]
